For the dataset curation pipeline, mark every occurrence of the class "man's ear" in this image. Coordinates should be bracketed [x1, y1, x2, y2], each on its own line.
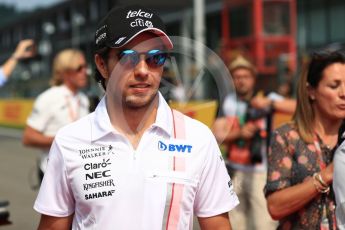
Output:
[94, 54, 109, 79]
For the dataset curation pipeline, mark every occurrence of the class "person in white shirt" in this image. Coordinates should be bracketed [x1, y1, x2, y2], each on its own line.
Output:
[0, 39, 35, 87]
[334, 139, 345, 230]
[334, 88, 345, 230]
[33, 5, 239, 230]
[23, 48, 90, 182]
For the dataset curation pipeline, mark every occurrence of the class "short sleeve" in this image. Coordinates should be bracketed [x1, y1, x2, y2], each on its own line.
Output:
[26, 94, 52, 132]
[194, 134, 239, 217]
[33, 138, 75, 217]
[222, 94, 237, 117]
[264, 128, 293, 196]
[333, 144, 345, 228]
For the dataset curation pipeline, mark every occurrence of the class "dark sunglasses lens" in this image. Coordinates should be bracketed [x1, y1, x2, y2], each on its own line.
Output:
[146, 50, 167, 67]
[76, 64, 86, 72]
[119, 50, 139, 66]
[118, 49, 167, 68]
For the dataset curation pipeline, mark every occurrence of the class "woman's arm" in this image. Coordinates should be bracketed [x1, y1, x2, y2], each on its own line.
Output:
[267, 175, 318, 220]
[267, 162, 333, 219]
[266, 129, 333, 220]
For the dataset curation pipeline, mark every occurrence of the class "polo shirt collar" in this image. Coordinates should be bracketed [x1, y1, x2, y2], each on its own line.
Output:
[91, 92, 173, 141]
[60, 84, 82, 98]
[91, 96, 114, 141]
[152, 92, 173, 137]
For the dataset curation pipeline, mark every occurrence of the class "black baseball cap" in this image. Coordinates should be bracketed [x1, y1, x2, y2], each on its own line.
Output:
[94, 5, 173, 52]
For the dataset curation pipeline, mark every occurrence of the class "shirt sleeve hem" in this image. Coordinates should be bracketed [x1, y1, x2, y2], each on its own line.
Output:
[33, 204, 74, 217]
[195, 199, 240, 218]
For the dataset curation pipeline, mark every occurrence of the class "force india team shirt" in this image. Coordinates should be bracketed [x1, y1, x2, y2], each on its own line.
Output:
[34, 93, 239, 230]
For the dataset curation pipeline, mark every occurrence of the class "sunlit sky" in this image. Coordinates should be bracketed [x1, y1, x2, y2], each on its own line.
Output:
[0, 0, 64, 11]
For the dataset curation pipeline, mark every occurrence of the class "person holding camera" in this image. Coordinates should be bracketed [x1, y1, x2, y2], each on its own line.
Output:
[213, 56, 280, 230]
[0, 39, 35, 87]
[0, 39, 35, 226]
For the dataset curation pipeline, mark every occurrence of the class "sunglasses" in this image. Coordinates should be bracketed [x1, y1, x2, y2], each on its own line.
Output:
[117, 49, 167, 68]
[67, 64, 87, 73]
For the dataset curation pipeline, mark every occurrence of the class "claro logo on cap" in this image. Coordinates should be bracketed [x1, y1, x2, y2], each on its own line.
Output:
[126, 9, 153, 19]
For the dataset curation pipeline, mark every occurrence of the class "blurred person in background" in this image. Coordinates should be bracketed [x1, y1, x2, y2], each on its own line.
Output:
[250, 90, 296, 116]
[33, 5, 238, 230]
[265, 44, 345, 229]
[0, 38, 35, 225]
[213, 55, 280, 230]
[0, 39, 35, 87]
[22, 48, 89, 183]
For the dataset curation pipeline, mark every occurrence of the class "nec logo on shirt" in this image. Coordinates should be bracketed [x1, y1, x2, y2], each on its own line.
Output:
[158, 141, 192, 153]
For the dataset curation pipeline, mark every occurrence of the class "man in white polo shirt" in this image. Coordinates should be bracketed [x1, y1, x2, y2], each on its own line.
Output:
[34, 5, 239, 230]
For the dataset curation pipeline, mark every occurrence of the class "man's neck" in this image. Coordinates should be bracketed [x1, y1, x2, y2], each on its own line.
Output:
[106, 95, 159, 149]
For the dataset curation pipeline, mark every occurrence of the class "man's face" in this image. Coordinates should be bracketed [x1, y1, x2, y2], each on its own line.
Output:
[104, 32, 165, 109]
[232, 68, 255, 97]
[64, 54, 88, 90]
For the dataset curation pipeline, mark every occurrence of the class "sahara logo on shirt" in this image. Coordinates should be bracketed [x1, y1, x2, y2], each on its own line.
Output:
[85, 189, 115, 200]
[158, 141, 192, 153]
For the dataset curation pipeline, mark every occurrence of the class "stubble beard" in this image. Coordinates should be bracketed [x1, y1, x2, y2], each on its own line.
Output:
[123, 91, 158, 110]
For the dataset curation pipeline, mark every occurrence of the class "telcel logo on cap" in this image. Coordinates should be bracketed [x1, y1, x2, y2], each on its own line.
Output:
[127, 9, 154, 28]
[126, 9, 153, 19]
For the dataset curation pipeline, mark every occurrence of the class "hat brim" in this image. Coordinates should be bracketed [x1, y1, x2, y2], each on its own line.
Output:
[109, 28, 173, 50]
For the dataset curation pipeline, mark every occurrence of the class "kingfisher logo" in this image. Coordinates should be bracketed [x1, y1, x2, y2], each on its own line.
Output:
[158, 141, 192, 153]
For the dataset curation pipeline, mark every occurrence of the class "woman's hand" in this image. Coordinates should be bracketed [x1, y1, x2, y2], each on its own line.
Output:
[320, 162, 334, 185]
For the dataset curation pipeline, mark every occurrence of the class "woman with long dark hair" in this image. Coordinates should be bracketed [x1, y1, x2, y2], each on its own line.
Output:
[265, 44, 345, 229]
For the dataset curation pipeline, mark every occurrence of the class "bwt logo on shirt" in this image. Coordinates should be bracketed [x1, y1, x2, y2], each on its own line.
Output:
[158, 141, 192, 153]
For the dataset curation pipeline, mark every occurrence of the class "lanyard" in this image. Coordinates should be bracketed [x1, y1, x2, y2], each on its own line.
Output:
[313, 133, 328, 170]
[314, 134, 336, 230]
[65, 95, 80, 122]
